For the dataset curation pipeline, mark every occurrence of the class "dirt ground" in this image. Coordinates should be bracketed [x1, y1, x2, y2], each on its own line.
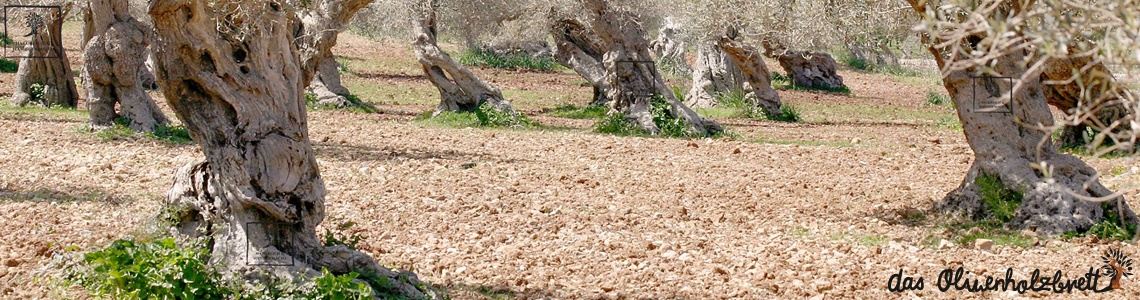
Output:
[1, 29, 1139, 299]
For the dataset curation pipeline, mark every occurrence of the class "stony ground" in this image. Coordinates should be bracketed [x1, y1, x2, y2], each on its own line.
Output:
[1, 30, 1139, 299]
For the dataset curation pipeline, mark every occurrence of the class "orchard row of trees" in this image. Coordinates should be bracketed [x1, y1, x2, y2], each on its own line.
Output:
[4, 0, 1139, 298]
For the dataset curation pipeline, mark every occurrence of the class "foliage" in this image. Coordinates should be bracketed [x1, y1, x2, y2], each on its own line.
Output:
[30, 83, 46, 102]
[70, 238, 227, 299]
[548, 104, 608, 119]
[323, 222, 363, 251]
[0, 59, 17, 73]
[68, 238, 391, 299]
[769, 71, 850, 94]
[458, 48, 558, 72]
[974, 174, 1022, 222]
[594, 95, 728, 139]
[764, 104, 801, 123]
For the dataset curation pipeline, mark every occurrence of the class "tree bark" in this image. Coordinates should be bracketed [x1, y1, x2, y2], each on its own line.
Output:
[551, 18, 610, 106]
[413, 0, 514, 116]
[905, 0, 1138, 236]
[649, 18, 689, 76]
[307, 51, 355, 108]
[718, 37, 784, 118]
[1041, 57, 1133, 147]
[685, 43, 744, 109]
[83, 0, 169, 132]
[149, 0, 436, 297]
[579, 0, 721, 135]
[761, 36, 847, 91]
[10, 5, 78, 108]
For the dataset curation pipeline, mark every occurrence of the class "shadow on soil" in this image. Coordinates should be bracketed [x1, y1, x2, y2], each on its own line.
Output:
[439, 283, 555, 300]
[314, 143, 533, 165]
[0, 183, 133, 205]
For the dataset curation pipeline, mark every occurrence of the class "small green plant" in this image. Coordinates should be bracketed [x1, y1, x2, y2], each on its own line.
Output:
[309, 269, 374, 300]
[925, 90, 951, 106]
[764, 104, 801, 122]
[30, 83, 46, 101]
[548, 105, 608, 119]
[457, 48, 558, 71]
[974, 174, 1023, 222]
[841, 55, 871, 71]
[474, 102, 535, 128]
[0, 59, 17, 73]
[593, 112, 647, 136]
[70, 238, 228, 299]
[305, 92, 319, 106]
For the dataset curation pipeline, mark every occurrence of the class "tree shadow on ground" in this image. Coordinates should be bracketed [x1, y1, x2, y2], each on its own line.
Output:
[314, 142, 533, 165]
[437, 282, 556, 300]
[0, 182, 134, 205]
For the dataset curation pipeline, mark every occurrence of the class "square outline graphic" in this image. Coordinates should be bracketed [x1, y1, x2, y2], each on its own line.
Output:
[615, 60, 660, 97]
[970, 75, 1014, 114]
[244, 221, 297, 267]
[3, 5, 62, 59]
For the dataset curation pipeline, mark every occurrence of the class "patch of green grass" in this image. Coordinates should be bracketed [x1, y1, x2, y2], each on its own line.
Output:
[954, 220, 1037, 248]
[765, 104, 801, 122]
[0, 103, 84, 121]
[457, 48, 558, 72]
[975, 174, 1022, 222]
[415, 102, 536, 129]
[548, 104, 608, 119]
[594, 95, 734, 139]
[1065, 203, 1138, 241]
[925, 90, 951, 106]
[786, 226, 810, 238]
[91, 117, 193, 144]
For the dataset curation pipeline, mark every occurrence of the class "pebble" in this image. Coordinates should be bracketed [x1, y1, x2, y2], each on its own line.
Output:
[975, 239, 994, 252]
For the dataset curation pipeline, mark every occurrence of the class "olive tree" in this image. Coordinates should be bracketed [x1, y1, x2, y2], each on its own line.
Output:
[149, 0, 436, 296]
[906, 0, 1139, 236]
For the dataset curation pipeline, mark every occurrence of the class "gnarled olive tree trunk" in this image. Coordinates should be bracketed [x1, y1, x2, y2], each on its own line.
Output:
[686, 42, 744, 109]
[307, 51, 356, 108]
[413, 0, 514, 116]
[10, 5, 78, 108]
[149, 0, 436, 297]
[580, 0, 720, 135]
[551, 18, 610, 106]
[761, 36, 846, 91]
[1041, 57, 1134, 147]
[83, 0, 169, 132]
[649, 18, 689, 76]
[906, 0, 1138, 236]
[718, 37, 784, 118]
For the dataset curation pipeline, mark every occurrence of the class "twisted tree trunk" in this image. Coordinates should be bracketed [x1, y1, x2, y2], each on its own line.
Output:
[685, 43, 744, 109]
[649, 18, 689, 76]
[1041, 57, 1133, 147]
[149, 0, 436, 297]
[906, 0, 1138, 236]
[551, 18, 610, 106]
[307, 52, 356, 108]
[580, 0, 720, 135]
[83, 0, 169, 132]
[761, 36, 846, 91]
[10, 5, 78, 108]
[413, 0, 514, 116]
[718, 37, 784, 118]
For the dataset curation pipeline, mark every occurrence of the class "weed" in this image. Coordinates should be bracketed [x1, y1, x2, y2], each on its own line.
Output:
[924, 90, 951, 106]
[458, 48, 558, 72]
[69, 238, 228, 299]
[548, 105, 607, 119]
[1085, 203, 1137, 240]
[765, 104, 801, 122]
[594, 112, 647, 136]
[974, 174, 1022, 222]
[90, 117, 193, 144]
[323, 221, 364, 250]
[30, 83, 46, 102]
